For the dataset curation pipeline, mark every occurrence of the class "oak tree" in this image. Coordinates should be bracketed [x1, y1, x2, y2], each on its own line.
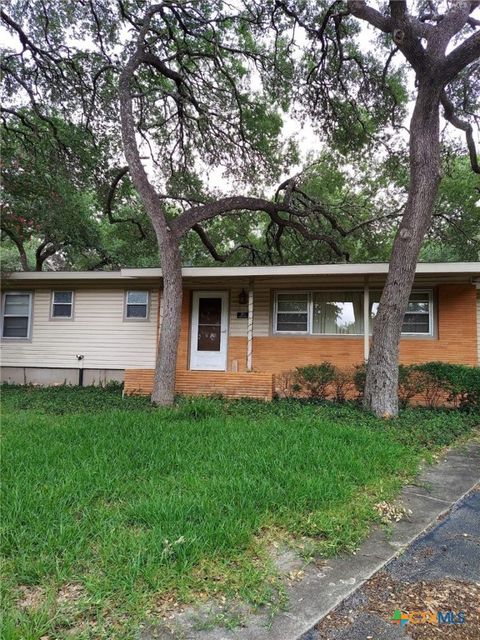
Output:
[277, 0, 480, 416]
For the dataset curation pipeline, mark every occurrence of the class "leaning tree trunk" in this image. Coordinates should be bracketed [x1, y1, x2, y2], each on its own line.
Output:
[119, 52, 186, 407]
[363, 82, 442, 417]
[151, 236, 184, 406]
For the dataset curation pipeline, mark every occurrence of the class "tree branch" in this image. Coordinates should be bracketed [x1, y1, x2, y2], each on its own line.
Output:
[426, 0, 473, 56]
[173, 195, 281, 234]
[35, 239, 56, 271]
[175, 195, 350, 259]
[443, 29, 480, 82]
[191, 223, 266, 263]
[441, 90, 480, 173]
[192, 224, 227, 261]
[118, 5, 170, 242]
[104, 166, 148, 238]
[347, 1, 392, 33]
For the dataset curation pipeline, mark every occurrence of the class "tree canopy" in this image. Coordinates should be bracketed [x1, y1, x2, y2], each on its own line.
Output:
[1, 2, 478, 271]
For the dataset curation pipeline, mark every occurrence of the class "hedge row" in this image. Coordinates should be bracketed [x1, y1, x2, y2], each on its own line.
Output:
[275, 361, 479, 411]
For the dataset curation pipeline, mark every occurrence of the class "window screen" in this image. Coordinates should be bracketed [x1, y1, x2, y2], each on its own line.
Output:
[52, 291, 73, 318]
[275, 293, 308, 332]
[2, 293, 32, 338]
[126, 291, 149, 319]
[370, 291, 432, 334]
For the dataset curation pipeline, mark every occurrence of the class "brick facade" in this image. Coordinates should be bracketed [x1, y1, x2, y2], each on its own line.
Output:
[125, 283, 478, 397]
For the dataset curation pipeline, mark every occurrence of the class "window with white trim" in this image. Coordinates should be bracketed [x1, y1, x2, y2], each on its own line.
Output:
[275, 293, 309, 332]
[370, 290, 433, 335]
[2, 292, 32, 339]
[125, 291, 149, 319]
[274, 289, 434, 337]
[51, 291, 74, 318]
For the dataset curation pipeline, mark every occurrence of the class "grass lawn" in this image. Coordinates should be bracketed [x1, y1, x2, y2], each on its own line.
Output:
[1, 385, 478, 639]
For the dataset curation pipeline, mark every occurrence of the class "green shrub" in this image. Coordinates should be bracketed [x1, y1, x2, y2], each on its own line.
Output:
[332, 367, 354, 403]
[294, 362, 336, 399]
[352, 363, 367, 400]
[0, 383, 151, 414]
[397, 364, 428, 408]
[388, 408, 479, 447]
[274, 370, 296, 399]
[414, 362, 480, 411]
[102, 379, 124, 391]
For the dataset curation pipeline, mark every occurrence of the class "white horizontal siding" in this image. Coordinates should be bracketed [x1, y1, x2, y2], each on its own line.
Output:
[1, 288, 159, 369]
[253, 283, 271, 337]
[229, 284, 248, 337]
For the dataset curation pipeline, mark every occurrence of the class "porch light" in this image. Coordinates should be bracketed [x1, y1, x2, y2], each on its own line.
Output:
[238, 288, 248, 305]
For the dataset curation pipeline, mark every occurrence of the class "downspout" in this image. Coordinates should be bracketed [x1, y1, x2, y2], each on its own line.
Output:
[247, 280, 254, 371]
[76, 354, 84, 386]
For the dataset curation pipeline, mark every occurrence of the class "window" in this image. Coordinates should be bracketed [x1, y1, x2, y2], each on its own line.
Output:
[274, 289, 434, 337]
[312, 291, 364, 335]
[275, 293, 309, 332]
[370, 290, 433, 335]
[2, 292, 32, 339]
[51, 291, 74, 318]
[125, 291, 149, 319]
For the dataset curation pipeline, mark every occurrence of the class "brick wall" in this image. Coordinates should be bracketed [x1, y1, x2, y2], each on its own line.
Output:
[246, 283, 478, 374]
[181, 283, 478, 375]
[124, 369, 274, 400]
[398, 284, 477, 366]
[125, 283, 477, 399]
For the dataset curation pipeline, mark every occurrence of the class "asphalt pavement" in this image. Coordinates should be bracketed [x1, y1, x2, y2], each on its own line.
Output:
[302, 489, 480, 640]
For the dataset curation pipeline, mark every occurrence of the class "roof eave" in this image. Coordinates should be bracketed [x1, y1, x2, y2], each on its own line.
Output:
[2, 261, 480, 282]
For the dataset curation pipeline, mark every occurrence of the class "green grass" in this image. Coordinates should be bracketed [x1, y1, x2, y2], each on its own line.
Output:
[1, 385, 478, 639]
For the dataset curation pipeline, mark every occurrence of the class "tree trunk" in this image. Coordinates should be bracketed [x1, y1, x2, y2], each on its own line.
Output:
[151, 236, 184, 406]
[363, 81, 442, 417]
[18, 244, 29, 271]
[5, 233, 29, 270]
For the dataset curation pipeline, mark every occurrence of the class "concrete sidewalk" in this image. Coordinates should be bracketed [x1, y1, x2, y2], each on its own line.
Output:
[143, 443, 480, 640]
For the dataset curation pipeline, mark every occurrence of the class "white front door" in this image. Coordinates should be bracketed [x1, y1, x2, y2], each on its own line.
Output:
[190, 291, 228, 370]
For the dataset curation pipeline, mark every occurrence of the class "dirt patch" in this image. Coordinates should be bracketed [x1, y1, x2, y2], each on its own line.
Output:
[16, 585, 45, 610]
[56, 582, 86, 607]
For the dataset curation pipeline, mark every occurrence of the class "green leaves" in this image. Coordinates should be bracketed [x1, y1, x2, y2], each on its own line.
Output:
[1, 112, 102, 270]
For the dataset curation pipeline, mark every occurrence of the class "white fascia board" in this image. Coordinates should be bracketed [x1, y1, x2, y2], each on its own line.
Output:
[123, 262, 480, 278]
[4, 262, 480, 282]
[3, 271, 126, 280]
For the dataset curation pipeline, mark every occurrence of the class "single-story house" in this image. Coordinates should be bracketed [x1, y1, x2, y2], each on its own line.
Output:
[1, 262, 479, 399]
